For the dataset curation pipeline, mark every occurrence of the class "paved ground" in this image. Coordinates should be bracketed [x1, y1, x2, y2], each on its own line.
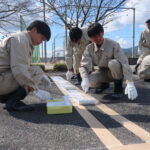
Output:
[0, 70, 150, 150]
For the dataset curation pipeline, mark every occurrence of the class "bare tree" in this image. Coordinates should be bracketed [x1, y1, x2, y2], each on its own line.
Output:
[0, 0, 44, 35]
[46, 0, 126, 29]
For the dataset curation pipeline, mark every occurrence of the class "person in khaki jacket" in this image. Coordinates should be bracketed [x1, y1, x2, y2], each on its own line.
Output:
[133, 19, 150, 81]
[0, 20, 51, 111]
[65, 27, 91, 85]
[79, 22, 138, 100]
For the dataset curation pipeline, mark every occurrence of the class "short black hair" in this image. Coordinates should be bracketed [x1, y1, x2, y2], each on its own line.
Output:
[27, 20, 51, 41]
[87, 22, 104, 38]
[145, 19, 150, 23]
[69, 27, 82, 42]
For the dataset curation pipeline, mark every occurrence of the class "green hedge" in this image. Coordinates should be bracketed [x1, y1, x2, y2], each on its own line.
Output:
[53, 63, 67, 71]
[31, 63, 45, 71]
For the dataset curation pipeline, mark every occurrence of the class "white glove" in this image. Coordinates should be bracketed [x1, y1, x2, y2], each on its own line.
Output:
[81, 78, 90, 93]
[42, 74, 51, 88]
[125, 82, 138, 100]
[66, 71, 73, 80]
[34, 89, 51, 101]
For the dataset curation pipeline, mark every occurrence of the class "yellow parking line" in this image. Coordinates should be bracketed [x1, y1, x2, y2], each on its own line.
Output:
[51, 76, 150, 149]
[51, 76, 123, 148]
[96, 104, 150, 142]
[75, 104, 123, 148]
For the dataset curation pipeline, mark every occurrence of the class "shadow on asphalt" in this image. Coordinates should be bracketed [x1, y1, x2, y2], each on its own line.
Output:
[5, 80, 150, 128]
[7, 91, 150, 129]
[93, 85, 150, 106]
[86, 107, 150, 124]
[7, 104, 90, 127]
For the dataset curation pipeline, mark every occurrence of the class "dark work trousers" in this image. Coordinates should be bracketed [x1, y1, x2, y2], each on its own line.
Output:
[0, 87, 27, 105]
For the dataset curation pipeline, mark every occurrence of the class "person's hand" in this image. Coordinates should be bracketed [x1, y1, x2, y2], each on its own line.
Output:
[125, 82, 138, 100]
[66, 71, 73, 80]
[34, 89, 51, 101]
[81, 78, 90, 93]
[27, 86, 34, 92]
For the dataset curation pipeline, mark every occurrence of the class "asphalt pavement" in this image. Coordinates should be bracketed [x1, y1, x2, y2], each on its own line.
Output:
[0, 72, 150, 150]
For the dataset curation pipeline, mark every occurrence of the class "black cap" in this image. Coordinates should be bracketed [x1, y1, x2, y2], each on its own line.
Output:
[145, 19, 150, 23]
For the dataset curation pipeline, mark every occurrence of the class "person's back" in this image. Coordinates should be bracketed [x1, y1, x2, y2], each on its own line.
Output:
[0, 31, 33, 72]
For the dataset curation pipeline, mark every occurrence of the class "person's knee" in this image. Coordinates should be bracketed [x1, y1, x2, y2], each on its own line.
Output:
[108, 59, 123, 80]
[108, 59, 119, 69]
[88, 72, 103, 87]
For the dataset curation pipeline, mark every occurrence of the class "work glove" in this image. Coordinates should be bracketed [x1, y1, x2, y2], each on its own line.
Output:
[81, 78, 90, 93]
[66, 71, 73, 80]
[33, 89, 51, 101]
[42, 74, 51, 88]
[125, 82, 138, 100]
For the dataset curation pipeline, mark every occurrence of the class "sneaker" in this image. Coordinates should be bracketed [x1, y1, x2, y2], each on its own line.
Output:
[112, 79, 123, 100]
[74, 73, 82, 85]
[71, 75, 77, 80]
[144, 79, 150, 82]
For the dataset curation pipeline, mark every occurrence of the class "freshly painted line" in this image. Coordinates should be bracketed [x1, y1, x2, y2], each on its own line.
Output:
[51, 76, 123, 148]
[108, 142, 150, 150]
[51, 76, 150, 149]
[51, 76, 97, 105]
[96, 104, 150, 142]
[75, 104, 123, 148]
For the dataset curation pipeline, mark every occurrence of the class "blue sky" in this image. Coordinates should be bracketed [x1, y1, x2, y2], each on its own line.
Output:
[0, 0, 149, 58]
[46, 0, 150, 57]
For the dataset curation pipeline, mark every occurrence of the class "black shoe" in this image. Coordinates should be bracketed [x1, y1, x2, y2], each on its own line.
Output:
[144, 79, 150, 82]
[4, 87, 34, 111]
[112, 79, 123, 100]
[1, 87, 27, 104]
[74, 73, 82, 85]
[94, 83, 110, 94]
[5, 101, 34, 111]
[133, 68, 137, 75]
[0, 93, 14, 104]
[71, 75, 77, 80]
